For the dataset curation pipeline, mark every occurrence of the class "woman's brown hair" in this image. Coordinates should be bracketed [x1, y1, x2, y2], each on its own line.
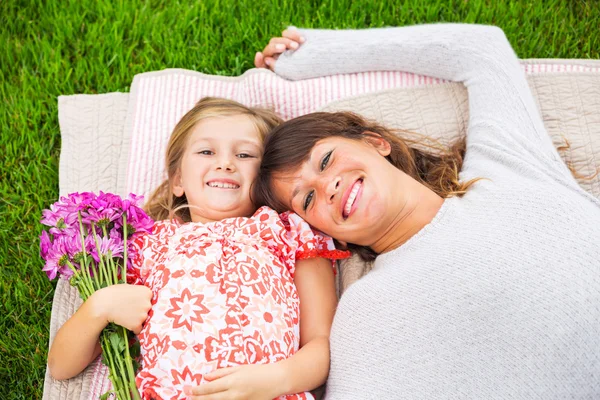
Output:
[253, 111, 480, 261]
[144, 97, 282, 222]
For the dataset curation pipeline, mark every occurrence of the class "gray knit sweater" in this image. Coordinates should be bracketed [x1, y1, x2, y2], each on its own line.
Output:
[275, 24, 600, 399]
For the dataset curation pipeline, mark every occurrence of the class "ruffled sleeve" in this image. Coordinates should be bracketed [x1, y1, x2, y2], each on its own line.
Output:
[279, 211, 350, 276]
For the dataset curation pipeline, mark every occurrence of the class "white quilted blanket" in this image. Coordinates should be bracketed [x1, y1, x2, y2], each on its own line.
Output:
[45, 60, 600, 399]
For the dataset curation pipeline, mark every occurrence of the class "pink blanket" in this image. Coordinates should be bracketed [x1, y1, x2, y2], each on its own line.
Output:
[122, 63, 600, 201]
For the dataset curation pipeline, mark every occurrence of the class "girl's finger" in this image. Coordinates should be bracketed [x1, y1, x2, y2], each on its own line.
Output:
[189, 391, 229, 400]
[203, 366, 239, 381]
[132, 324, 142, 334]
[186, 380, 228, 396]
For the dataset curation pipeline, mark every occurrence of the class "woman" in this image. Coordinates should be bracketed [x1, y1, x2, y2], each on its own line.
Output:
[253, 25, 600, 398]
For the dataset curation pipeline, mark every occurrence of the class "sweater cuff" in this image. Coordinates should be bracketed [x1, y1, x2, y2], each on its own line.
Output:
[274, 28, 351, 81]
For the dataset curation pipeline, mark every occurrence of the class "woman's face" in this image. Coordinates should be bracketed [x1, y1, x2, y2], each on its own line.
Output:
[272, 135, 407, 247]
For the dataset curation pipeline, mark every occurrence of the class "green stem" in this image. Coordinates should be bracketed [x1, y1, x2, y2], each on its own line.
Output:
[122, 214, 128, 284]
[101, 333, 130, 400]
[77, 212, 89, 268]
[91, 259, 101, 292]
[112, 339, 133, 400]
[120, 326, 141, 400]
[66, 261, 92, 299]
[102, 225, 120, 285]
[77, 213, 99, 290]
[91, 222, 111, 285]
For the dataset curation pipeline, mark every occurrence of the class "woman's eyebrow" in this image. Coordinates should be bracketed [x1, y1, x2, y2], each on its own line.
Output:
[292, 186, 301, 201]
[288, 151, 316, 204]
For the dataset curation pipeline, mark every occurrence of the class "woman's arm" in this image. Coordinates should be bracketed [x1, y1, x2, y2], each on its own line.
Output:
[261, 25, 565, 169]
[48, 284, 152, 380]
[186, 257, 337, 399]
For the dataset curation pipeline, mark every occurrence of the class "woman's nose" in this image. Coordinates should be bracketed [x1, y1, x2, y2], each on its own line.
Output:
[325, 176, 341, 203]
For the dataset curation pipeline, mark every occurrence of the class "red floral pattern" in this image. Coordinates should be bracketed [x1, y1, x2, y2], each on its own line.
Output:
[129, 207, 349, 399]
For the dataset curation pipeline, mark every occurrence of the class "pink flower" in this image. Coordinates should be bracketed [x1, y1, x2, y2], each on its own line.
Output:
[81, 207, 121, 225]
[118, 193, 153, 235]
[43, 235, 72, 280]
[39, 230, 51, 260]
[90, 236, 124, 263]
[39, 191, 154, 283]
[41, 204, 78, 230]
[65, 192, 95, 211]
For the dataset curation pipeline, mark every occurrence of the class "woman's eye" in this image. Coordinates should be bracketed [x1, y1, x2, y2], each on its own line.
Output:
[303, 191, 314, 211]
[198, 150, 213, 155]
[320, 151, 332, 171]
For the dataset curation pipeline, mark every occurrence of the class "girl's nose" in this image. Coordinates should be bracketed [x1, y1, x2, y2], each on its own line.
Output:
[216, 156, 236, 172]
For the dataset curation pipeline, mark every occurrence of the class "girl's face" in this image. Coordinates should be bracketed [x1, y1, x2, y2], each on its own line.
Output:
[272, 136, 410, 247]
[173, 115, 262, 223]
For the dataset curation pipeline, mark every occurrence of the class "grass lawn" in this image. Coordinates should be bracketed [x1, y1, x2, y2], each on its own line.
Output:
[1, 0, 598, 398]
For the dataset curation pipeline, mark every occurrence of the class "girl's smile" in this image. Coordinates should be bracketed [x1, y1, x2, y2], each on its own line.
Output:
[172, 114, 263, 223]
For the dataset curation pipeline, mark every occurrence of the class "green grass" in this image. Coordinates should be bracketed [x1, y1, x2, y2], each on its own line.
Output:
[1, 0, 598, 398]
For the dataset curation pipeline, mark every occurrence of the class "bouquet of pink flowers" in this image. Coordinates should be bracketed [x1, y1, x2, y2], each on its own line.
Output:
[40, 192, 153, 400]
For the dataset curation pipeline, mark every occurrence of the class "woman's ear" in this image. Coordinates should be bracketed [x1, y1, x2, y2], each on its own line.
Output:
[172, 172, 185, 197]
[362, 131, 391, 156]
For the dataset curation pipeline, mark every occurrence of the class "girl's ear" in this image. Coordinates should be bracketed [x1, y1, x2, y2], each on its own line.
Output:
[362, 131, 391, 156]
[172, 172, 185, 197]
[335, 239, 348, 249]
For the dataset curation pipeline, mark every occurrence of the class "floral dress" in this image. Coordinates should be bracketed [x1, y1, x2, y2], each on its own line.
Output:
[128, 206, 349, 400]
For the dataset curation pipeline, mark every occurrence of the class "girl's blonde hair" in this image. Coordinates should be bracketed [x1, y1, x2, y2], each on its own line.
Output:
[145, 97, 283, 222]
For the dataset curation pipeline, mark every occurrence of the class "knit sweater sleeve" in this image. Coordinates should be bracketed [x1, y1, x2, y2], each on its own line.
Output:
[275, 24, 570, 177]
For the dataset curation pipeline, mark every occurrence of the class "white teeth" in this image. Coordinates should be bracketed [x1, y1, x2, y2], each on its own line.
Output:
[207, 182, 239, 189]
[344, 181, 361, 217]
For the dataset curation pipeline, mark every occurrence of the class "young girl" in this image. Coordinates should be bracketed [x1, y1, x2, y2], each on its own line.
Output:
[48, 97, 349, 400]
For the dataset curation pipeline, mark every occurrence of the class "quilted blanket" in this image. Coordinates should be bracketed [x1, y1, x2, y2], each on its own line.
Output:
[45, 60, 600, 399]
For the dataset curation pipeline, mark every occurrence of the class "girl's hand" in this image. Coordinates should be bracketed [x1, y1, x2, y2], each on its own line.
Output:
[90, 284, 152, 334]
[254, 27, 305, 71]
[185, 364, 284, 400]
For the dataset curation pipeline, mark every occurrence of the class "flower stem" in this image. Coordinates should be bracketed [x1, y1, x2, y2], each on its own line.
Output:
[77, 212, 99, 290]
[100, 334, 130, 400]
[122, 214, 128, 284]
[68, 262, 92, 299]
[121, 326, 141, 400]
[112, 337, 133, 399]
[91, 222, 111, 285]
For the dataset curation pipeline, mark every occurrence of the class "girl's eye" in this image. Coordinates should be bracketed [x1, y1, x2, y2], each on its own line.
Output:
[320, 151, 332, 171]
[198, 150, 213, 155]
[303, 191, 314, 211]
[237, 153, 253, 159]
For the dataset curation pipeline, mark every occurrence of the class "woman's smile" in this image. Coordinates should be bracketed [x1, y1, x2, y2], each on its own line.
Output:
[341, 178, 363, 219]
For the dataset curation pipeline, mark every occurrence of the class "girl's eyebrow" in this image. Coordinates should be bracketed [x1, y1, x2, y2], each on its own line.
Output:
[190, 137, 261, 147]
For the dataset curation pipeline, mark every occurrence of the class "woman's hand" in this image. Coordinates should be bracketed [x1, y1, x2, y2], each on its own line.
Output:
[254, 28, 305, 71]
[91, 284, 152, 334]
[185, 363, 285, 400]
